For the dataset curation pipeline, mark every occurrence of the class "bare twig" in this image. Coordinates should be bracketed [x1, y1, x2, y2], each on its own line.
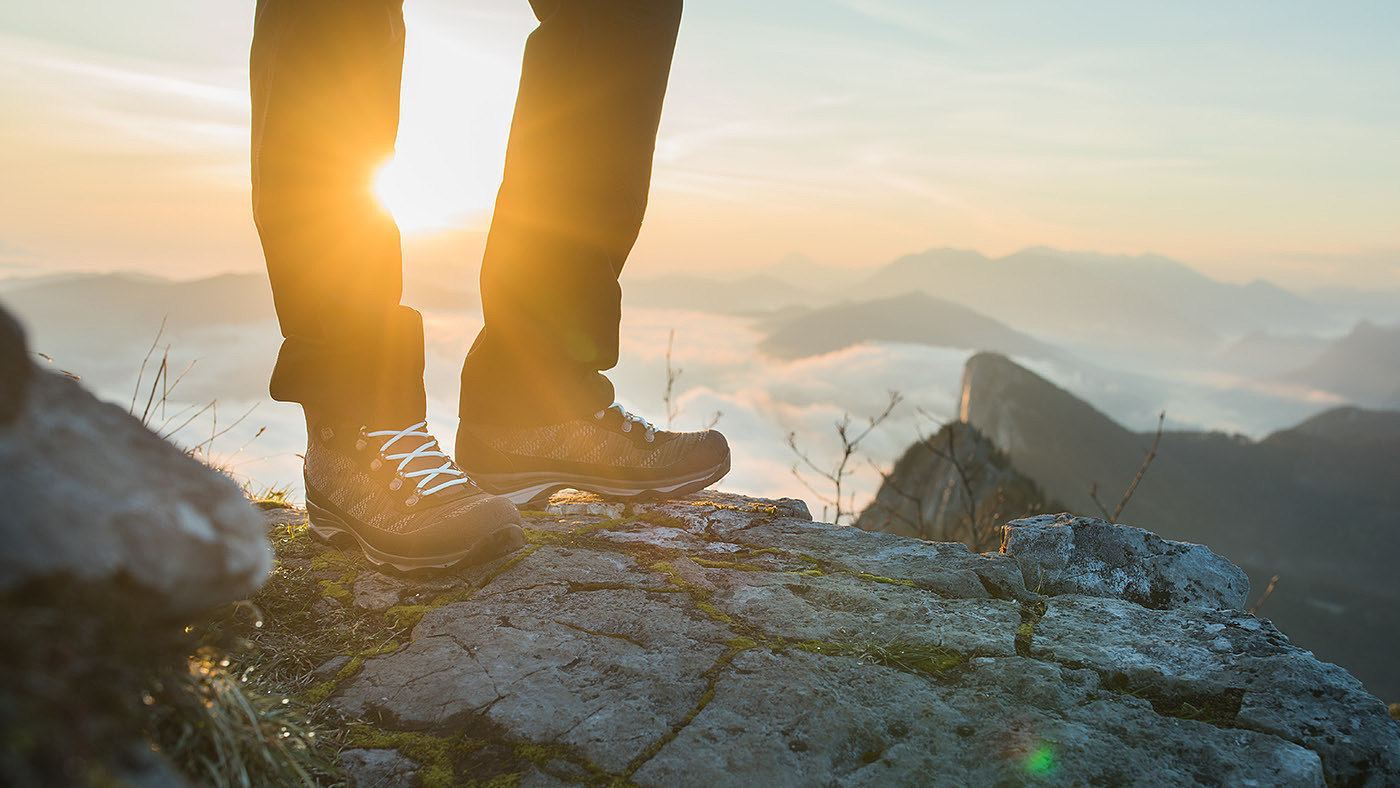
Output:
[788, 392, 902, 525]
[1088, 482, 1113, 521]
[663, 329, 681, 429]
[1088, 410, 1165, 523]
[1113, 410, 1165, 522]
[1249, 574, 1280, 616]
[871, 416, 1045, 552]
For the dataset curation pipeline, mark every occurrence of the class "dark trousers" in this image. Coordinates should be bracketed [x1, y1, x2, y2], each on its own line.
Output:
[250, 0, 682, 428]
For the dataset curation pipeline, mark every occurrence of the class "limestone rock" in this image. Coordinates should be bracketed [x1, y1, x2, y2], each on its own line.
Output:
[1032, 595, 1400, 785]
[339, 748, 421, 788]
[289, 492, 1397, 786]
[0, 357, 270, 614]
[855, 421, 1062, 551]
[635, 651, 1326, 787]
[1001, 512, 1250, 610]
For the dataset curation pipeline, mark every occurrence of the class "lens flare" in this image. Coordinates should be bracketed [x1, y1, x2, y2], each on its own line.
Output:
[1025, 742, 1056, 777]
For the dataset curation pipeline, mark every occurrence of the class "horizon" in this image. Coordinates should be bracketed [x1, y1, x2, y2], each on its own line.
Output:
[2, 1, 1398, 291]
[7, 243, 1400, 301]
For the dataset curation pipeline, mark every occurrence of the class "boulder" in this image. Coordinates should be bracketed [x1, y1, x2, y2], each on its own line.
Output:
[0, 307, 270, 614]
[1001, 512, 1251, 610]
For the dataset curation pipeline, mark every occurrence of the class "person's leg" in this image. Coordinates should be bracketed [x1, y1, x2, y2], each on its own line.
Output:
[456, 0, 730, 504]
[252, 0, 423, 428]
[458, 0, 683, 426]
[252, 0, 522, 569]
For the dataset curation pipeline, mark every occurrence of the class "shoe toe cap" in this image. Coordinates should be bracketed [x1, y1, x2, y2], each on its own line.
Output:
[697, 429, 731, 471]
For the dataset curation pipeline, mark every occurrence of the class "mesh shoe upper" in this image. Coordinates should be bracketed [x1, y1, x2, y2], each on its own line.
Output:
[462, 403, 720, 473]
[306, 421, 516, 538]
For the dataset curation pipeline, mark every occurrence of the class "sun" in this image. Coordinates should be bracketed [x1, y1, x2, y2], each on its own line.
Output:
[368, 5, 527, 234]
[372, 153, 487, 234]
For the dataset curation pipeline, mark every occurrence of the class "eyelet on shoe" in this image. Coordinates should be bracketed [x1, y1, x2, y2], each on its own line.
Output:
[645, 433, 655, 443]
[594, 410, 605, 420]
[389, 478, 402, 491]
[354, 438, 368, 451]
[370, 458, 383, 471]
[404, 494, 420, 507]
[621, 422, 632, 433]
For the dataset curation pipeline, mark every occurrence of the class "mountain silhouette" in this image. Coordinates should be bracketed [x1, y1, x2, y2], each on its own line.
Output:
[757, 291, 1054, 360]
[849, 247, 1339, 360]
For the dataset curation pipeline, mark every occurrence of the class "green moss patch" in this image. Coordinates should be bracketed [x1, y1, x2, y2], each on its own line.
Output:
[845, 571, 918, 588]
[691, 557, 768, 572]
[1015, 599, 1049, 657]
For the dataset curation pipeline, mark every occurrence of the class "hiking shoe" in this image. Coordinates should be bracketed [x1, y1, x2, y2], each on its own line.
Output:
[455, 402, 731, 505]
[304, 420, 525, 571]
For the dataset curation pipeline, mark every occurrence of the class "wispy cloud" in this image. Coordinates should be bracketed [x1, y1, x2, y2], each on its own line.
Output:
[0, 34, 245, 153]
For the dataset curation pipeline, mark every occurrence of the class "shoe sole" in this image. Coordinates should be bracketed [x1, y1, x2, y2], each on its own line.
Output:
[472, 452, 732, 507]
[306, 500, 526, 573]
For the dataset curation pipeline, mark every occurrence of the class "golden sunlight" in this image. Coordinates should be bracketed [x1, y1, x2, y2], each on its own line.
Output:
[368, 5, 527, 235]
[372, 154, 483, 234]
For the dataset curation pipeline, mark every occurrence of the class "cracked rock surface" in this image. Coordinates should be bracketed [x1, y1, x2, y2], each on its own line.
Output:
[277, 491, 1398, 787]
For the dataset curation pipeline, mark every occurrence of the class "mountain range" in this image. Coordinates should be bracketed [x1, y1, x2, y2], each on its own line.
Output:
[7, 246, 1400, 419]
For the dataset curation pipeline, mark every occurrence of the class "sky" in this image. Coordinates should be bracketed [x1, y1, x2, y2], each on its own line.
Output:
[1, 0, 1398, 289]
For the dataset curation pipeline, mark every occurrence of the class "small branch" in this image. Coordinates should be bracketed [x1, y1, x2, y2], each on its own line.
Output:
[663, 329, 681, 429]
[786, 391, 902, 526]
[1249, 574, 1280, 616]
[1088, 482, 1114, 521]
[1112, 410, 1165, 522]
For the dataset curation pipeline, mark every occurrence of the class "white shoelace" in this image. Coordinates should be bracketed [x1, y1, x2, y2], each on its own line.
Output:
[365, 421, 476, 497]
[594, 402, 657, 442]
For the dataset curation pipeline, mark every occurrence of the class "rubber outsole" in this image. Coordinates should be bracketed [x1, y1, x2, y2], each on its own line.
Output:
[471, 452, 732, 507]
[306, 499, 526, 573]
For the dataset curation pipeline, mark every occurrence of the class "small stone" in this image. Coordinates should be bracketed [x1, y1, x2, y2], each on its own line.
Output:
[354, 572, 405, 611]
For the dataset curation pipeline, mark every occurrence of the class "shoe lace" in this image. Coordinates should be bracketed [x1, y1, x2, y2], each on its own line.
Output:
[594, 402, 656, 443]
[365, 422, 476, 497]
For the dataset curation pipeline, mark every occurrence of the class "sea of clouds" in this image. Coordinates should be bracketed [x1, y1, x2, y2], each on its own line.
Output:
[19, 299, 1339, 523]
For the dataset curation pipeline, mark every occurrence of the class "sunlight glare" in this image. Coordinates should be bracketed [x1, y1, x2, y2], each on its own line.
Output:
[369, 4, 530, 234]
[373, 154, 482, 233]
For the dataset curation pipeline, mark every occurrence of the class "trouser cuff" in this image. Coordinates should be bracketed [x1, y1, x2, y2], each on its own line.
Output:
[269, 305, 426, 428]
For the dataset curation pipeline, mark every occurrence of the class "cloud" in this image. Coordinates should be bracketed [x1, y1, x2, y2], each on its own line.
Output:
[0, 35, 246, 154]
[23, 293, 1362, 521]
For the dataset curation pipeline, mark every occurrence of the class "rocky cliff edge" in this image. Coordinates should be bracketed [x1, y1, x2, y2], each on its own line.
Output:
[263, 491, 1400, 787]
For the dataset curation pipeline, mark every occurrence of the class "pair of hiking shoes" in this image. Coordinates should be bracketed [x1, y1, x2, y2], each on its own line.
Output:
[302, 403, 730, 572]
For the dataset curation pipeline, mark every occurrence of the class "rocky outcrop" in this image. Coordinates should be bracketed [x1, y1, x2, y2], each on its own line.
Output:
[855, 421, 1061, 551]
[1002, 513, 1251, 610]
[0, 306, 269, 614]
[265, 491, 1399, 787]
[950, 351, 1400, 703]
